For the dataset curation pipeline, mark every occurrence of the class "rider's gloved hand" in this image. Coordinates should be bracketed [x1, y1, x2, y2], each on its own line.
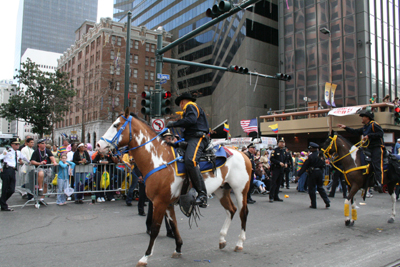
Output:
[166, 121, 175, 128]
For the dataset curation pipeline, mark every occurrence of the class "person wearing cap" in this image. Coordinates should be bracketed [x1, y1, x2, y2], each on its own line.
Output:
[72, 143, 91, 203]
[0, 138, 30, 211]
[269, 137, 288, 202]
[166, 92, 210, 208]
[244, 143, 257, 204]
[338, 109, 384, 189]
[297, 142, 330, 209]
[58, 139, 69, 158]
[30, 139, 58, 201]
[296, 151, 308, 192]
[394, 138, 400, 155]
[370, 93, 377, 104]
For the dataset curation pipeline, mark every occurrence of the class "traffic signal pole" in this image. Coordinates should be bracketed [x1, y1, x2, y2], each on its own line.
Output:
[124, 11, 132, 110]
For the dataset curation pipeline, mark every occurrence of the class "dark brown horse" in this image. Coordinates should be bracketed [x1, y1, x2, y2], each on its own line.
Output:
[96, 109, 252, 266]
[322, 132, 398, 226]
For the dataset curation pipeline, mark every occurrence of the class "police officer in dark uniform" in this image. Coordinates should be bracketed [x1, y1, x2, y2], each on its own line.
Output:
[244, 143, 256, 204]
[269, 137, 287, 202]
[338, 109, 384, 190]
[167, 92, 209, 208]
[297, 142, 330, 209]
[282, 147, 293, 189]
[0, 138, 30, 211]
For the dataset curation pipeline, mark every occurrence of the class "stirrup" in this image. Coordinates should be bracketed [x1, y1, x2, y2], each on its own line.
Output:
[195, 196, 207, 208]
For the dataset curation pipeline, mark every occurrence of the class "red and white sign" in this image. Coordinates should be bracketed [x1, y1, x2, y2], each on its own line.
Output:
[328, 106, 362, 117]
[151, 119, 165, 132]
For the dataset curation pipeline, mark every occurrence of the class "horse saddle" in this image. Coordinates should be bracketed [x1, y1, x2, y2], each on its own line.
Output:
[170, 144, 232, 176]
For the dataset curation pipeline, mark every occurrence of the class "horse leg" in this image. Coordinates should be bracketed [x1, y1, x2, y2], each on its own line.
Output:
[136, 202, 168, 267]
[214, 187, 237, 250]
[231, 185, 249, 252]
[344, 185, 358, 226]
[165, 205, 184, 257]
[350, 198, 357, 226]
[387, 182, 396, 223]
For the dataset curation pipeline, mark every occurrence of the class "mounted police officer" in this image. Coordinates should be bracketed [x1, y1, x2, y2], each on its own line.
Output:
[167, 92, 209, 208]
[0, 138, 30, 211]
[337, 109, 384, 190]
[297, 142, 330, 209]
[269, 137, 287, 202]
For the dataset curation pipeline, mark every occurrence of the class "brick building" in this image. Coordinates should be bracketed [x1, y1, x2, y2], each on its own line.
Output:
[54, 18, 172, 147]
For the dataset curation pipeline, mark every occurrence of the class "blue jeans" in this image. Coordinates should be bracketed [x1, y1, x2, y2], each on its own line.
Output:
[126, 171, 139, 204]
[298, 173, 308, 191]
[57, 179, 68, 204]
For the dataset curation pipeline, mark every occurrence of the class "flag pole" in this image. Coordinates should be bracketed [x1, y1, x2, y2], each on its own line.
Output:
[256, 117, 259, 139]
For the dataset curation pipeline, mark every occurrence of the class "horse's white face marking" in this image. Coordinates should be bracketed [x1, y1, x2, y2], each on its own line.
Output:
[97, 117, 121, 153]
[349, 145, 358, 164]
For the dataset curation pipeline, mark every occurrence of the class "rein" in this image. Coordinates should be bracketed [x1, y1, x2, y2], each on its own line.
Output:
[321, 135, 370, 185]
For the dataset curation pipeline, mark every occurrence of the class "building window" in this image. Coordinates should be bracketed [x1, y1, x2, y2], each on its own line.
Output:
[150, 72, 154, 80]
[150, 86, 154, 91]
[145, 70, 149, 80]
[145, 43, 150, 51]
[151, 44, 155, 52]
[130, 54, 133, 64]
[133, 69, 138, 78]
[134, 40, 139, 49]
[85, 45, 89, 54]
[72, 57, 75, 64]
[130, 39, 133, 49]
[91, 41, 95, 50]
[150, 58, 155, 66]
[110, 50, 114, 60]
[78, 51, 82, 59]
[77, 77, 80, 86]
[75, 116, 79, 124]
[96, 36, 101, 46]
[116, 66, 120, 75]
[110, 65, 114, 74]
[111, 36, 116, 45]
[116, 82, 120, 91]
[117, 37, 122, 46]
[133, 83, 137, 92]
[134, 55, 139, 64]
[144, 85, 148, 91]
[145, 57, 149, 65]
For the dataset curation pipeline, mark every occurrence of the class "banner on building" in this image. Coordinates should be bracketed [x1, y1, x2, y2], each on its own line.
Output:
[324, 82, 331, 106]
[328, 106, 362, 116]
[330, 83, 337, 107]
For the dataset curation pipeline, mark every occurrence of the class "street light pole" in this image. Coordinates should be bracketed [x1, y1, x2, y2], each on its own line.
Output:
[320, 26, 332, 132]
[124, 11, 132, 110]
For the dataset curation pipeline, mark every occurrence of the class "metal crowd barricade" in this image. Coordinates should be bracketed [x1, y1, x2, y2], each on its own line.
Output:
[14, 162, 136, 209]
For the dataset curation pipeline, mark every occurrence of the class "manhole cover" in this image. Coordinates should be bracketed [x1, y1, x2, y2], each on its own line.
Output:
[67, 214, 98, 221]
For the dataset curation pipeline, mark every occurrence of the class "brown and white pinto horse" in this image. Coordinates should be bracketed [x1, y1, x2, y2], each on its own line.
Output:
[322, 132, 398, 226]
[97, 109, 252, 267]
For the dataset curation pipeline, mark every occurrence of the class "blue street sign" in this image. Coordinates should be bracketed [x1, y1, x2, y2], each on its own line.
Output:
[157, 73, 170, 80]
[160, 79, 167, 85]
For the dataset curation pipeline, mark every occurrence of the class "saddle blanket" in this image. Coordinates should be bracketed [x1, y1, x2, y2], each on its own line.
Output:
[171, 145, 231, 176]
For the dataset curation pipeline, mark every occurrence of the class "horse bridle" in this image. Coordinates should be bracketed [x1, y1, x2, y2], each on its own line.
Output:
[100, 115, 168, 155]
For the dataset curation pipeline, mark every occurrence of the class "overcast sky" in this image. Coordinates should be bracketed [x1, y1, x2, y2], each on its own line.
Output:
[0, 0, 114, 81]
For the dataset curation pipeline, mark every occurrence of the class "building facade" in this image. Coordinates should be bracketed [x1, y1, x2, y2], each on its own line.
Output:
[279, 0, 400, 110]
[15, 0, 98, 77]
[0, 80, 15, 134]
[114, 0, 281, 136]
[54, 18, 171, 147]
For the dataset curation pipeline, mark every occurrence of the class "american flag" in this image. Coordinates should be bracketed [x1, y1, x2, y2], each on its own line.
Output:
[240, 118, 258, 133]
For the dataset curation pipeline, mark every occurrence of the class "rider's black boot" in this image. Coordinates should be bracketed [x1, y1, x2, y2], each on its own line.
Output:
[187, 165, 208, 208]
[375, 177, 383, 193]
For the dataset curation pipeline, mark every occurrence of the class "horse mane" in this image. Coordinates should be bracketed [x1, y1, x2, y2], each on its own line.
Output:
[120, 112, 158, 135]
[336, 134, 354, 148]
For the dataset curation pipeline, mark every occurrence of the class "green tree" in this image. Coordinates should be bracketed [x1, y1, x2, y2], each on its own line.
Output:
[0, 58, 76, 137]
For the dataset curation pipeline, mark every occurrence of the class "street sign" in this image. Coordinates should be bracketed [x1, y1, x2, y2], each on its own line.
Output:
[157, 74, 170, 80]
[160, 79, 167, 85]
[151, 118, 165, 132]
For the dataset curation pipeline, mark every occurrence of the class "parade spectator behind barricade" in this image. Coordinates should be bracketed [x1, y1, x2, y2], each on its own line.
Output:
[254, 150, 261, 163]
[394, 139, 400, 155]
[392, 97, 399, 106]
[92, 151, 119, 202]
[20, 138, 35, 194]
[66, 143, 76, 200]
[57, 154, 75, 206]
[241, 146, 247, 153]
[123, 153, 140, 206]
[370, 93, 377, 104]
[382, 94, 390, 103]
[86, 143, 94, 158]
[72, 143, 91, 204]
[30, 139, 58, 202]
[244, 143, 257, 204]
[52, 145, 59, 163]
[0, 138, 30, 211]
[259, 150, 270, 172]
[296, 151, 308, 192]
[19, 135, 32, 151]
[255, 162, 269, 194]
[58, 139, 69, 158]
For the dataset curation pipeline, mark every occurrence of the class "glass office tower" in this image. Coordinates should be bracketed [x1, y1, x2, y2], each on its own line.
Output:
[16, 0, 98, 59]
[279, 0, 400, 110]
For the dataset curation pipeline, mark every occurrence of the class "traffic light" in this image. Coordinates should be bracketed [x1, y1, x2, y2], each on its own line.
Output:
[228, 65, 249, 74]
[206, 1, 232, 18]
[161, 90, 172, 115]
[394, 107, 400, 124]
[276, 73, 292, 81]
[141, 91, 152, 115]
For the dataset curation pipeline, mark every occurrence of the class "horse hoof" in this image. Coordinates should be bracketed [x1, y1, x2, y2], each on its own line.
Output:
[136, 262, 147, 267]
[219, 242, 226, 249]
[171, 252, 182, 258]
[388, 218, 395, 223]
[349, 221, 354, 226]
[345, 220, 351, 226]
[234, 246, 243, 252]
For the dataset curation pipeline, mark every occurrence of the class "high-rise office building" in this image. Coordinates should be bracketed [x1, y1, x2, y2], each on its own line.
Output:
[114, 0, 280, 136]
[279, 0, 400, 110]
[15, 0, 98, 71]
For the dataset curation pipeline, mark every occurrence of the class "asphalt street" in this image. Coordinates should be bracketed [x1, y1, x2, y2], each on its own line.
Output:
[1, 187, 400, 267]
